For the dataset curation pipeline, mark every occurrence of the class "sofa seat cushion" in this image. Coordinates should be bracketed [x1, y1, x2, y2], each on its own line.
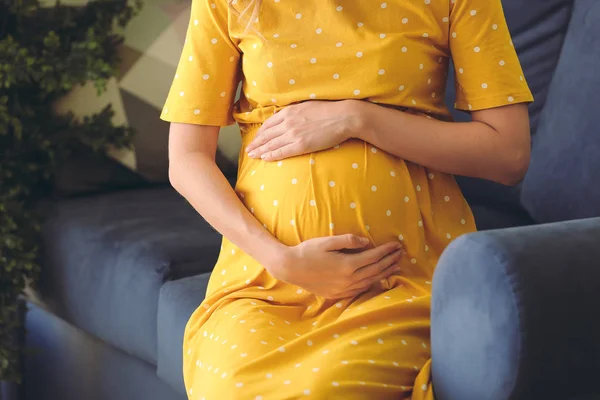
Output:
[24, 302, 185, 400]
[521, 0, 600, 223]
[157, 274, 211, 394]
[40, 186, 222, 364]
[470, 204, 535, 231]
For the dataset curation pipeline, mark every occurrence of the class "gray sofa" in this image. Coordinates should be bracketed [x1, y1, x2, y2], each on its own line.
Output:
[19, 0, 599, 399]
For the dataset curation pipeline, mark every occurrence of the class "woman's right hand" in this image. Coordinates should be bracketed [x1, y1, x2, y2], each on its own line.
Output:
[268, 234, 404, 299]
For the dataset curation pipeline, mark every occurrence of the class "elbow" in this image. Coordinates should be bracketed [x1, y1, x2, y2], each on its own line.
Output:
[168, 162, 182, 192]
[475, 106, 532, 186]
[498, 145, 530, 187]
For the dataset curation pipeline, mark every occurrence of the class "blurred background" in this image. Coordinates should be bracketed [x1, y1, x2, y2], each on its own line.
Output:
[1, 1, 599, 400]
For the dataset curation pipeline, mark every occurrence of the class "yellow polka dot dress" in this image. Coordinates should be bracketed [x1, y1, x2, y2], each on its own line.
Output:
[161, 0, 533, 398]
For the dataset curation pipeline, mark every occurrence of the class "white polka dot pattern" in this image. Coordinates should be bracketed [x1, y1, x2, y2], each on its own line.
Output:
[161, 0, 532, 127]
[168, 1, 524, 399]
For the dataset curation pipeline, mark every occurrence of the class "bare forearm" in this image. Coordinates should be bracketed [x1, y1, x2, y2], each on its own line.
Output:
[169, 153, 286, 270]
[348, 100, 529, 185]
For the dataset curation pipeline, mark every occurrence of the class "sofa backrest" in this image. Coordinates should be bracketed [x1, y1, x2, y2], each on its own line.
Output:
[445, 0, 574, 212]
[521, 0, 600, 223]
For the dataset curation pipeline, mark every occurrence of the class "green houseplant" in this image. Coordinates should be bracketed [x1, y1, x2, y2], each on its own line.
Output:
[0, 0, 141, 386]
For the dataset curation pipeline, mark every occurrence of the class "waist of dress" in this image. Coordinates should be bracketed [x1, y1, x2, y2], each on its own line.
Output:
[233, 105, 280, 128]
[232, 102, 444, 131]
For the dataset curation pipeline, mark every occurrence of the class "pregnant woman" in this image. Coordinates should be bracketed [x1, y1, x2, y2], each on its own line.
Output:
[162, 0, 533, 398]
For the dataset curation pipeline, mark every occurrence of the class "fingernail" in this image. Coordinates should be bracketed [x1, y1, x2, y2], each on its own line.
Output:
[260, 154, 268, 160]
[360, 237, 370, 244]
[248, 151, 256, 158]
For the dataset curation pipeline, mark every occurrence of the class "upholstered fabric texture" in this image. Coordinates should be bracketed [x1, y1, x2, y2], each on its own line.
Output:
[25, 303, 185, 400]
[157, 274, 211, 394]
[40, 186, 222, 364]
[469, 203, 535, 231]
[432, 217, 600, 400]
[521, 0, 600, 223]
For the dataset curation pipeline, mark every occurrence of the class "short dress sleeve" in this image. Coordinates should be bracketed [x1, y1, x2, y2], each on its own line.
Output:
[449, 0, 534, 111]
[160, 0, 241, 126]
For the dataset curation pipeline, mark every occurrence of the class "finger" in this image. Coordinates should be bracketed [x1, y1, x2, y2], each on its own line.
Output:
[246, 113, 285, 152]
[260, 142, 306, 161]
[323, 234, 370, 252]
[352, 249, 404, 281]
[351, 241, 403, 269]
[345, 267, 399, 295]
[348, 262, 402, 292]
[247, 125, 286, 156]
[262, 108, 286, 131]
[250, 133, 293, 159]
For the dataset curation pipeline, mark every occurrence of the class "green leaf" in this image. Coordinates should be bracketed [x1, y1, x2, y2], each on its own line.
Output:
[0, 0, 141, 382]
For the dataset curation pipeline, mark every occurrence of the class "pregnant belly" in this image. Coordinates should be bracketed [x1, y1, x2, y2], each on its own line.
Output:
[235, 138, 426, 248]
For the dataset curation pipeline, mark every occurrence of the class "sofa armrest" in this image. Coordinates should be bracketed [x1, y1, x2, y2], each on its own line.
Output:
[431, 217, 600, 400]
[39, 186, 224, 365]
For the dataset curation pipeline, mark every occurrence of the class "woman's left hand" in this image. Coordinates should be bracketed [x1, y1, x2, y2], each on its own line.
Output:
[245, 100, 361, 161]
